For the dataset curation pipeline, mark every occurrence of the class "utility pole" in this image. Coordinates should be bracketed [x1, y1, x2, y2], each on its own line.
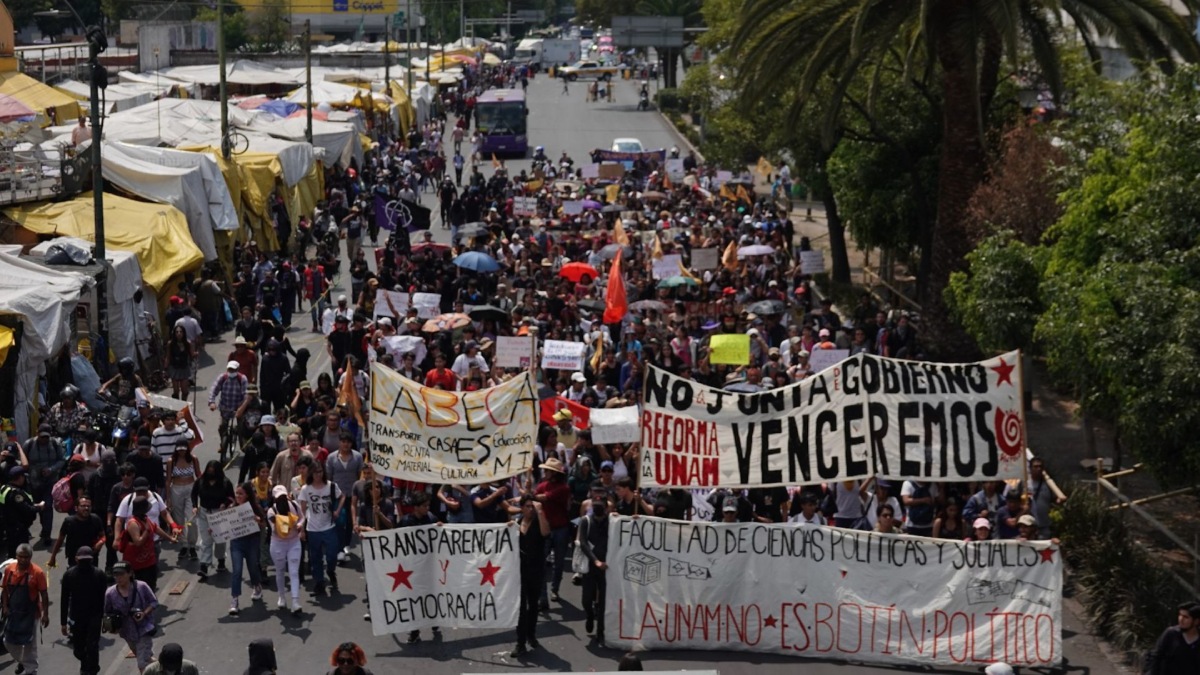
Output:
[506, 1, 511, 58]
[459, 0, 464, 43]
[305, 20, 313, 144]
[87, 25, 109, 360]
[383, 15, 390, 139]
[218, 0, 229, 159]
[405, 0, 413, 95]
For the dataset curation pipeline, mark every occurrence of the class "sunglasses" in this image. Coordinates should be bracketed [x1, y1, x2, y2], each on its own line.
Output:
[337, 657, 355, 665]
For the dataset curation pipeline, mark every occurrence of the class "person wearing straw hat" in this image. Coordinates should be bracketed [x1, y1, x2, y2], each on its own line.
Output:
[531, 457, 572, 607]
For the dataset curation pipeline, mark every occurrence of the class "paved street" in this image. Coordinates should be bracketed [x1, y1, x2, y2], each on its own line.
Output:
[12, 73, 1127, 675]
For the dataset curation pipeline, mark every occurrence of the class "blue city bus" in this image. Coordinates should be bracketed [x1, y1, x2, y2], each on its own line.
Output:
[475, 89, 528, 157]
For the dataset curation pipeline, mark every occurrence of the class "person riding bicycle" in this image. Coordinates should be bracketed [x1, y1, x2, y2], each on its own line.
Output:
[208, 361, 249, 447]
[99, 358, 144, 410]
[47, 385, 90, 439]
[235, 385, 266, 444]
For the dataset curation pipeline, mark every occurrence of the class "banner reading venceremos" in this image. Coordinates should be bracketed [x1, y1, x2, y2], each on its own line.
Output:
[369, 365, 538, 483]
[606, 516, 1061, 668]
[363, 523, 519, 636]
[642, 351, 1025, 487]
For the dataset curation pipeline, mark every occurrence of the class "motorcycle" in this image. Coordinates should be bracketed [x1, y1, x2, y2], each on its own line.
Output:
[638, 90, 650, 111]
[670, 146, 680, 159]
[96, 391, 138, 460]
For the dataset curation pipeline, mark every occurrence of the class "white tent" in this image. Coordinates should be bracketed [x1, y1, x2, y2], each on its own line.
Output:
[54, 80, 166, 114]
[241, 111, 362, 168]
[108, 142, 238, 232]
[0, 252, 88, 438]
[159, 61, 301, 87]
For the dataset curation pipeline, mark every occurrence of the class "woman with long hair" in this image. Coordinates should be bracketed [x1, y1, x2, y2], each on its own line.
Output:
[267, 485, 304, 616]
[164, 440, 200, 562]
[299, 461, 344, 597]
[166, 324, 195, 400]
[228, 481, 265, 616]
[192, 459, 235, 580]
[511, 496, 550, 657]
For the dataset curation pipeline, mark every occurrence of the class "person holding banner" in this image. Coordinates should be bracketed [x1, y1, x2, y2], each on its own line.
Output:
[397, 493, 440, 644]
[531, 457, 572, 607]
[577, 489, 610, 645]
[512, 497, 551, 657]
[267, 486, 304, 616]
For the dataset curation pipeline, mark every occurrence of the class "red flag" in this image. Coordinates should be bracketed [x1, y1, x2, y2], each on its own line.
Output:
[603, 248, 627, 324]
[539, 396, 590, 430]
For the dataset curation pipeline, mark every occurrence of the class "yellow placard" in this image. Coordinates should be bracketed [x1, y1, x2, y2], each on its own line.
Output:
[709, 334, 750, 366]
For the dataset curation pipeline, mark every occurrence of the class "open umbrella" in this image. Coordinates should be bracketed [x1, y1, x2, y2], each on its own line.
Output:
[657, 276, 698, 289]
[453, 251, 501, 273]
[747, 299, 787, 315]
[738, 244, 776, 258]
[456, 222, 490, 239]
[468, 305, 510, 322]
[577, 299, 606, 313]
[422, 313, 473, 332]
[641, 190, 667, 201]
[601, 204, 624, 214]
[629, 299, 668, 312]
[559, 262, 600, 282]
[599, 243, 634, 260]
[580, 199, 603, 210]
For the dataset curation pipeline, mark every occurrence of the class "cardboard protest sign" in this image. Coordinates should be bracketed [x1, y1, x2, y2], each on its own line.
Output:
[605, 516, 1062, 668]
[807, 348, 850, 374]
[363, 523, 519, 636]
[800, 250, 825, 275]
[640, 351, 1026, 487]
[690, 248, 719, 270]
[374, 289, 410, 320]
[708, 334, 750, 365]
[652, 254, 683, 280]
[412, 292, 442, 319]
[541, 339, 585, 371]
[495, 336, 534, 369]
[599, 163, 626, 180]
[589, 406, 641, 444]
[512, 197, 538, 217]
[207, 503, 261, 544]
[368, 366, 537, 483]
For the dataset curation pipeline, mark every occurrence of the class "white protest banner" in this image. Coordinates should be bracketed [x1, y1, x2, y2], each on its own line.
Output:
[207, 502, 261, 544]
[513, 196, 538, 217]
[606, 516, 1062, 668]
[715, 170, 733, 187]
[412, 292, 442, 319]
[800, 250, 825, 275]
[362, 523, 519, 636]
[580, 163, 600, 179]
[641, 351, 1025, 487]
[562, 200, 585, 216]
[374, 289, 410, 320]
[808, 348, 850, 375]
[690, 248, 719, 271]
[368, 366, 538, 483]
[665, 158, 686, 181]
[379, 335, 427, 367]
[689, 489, 714, 522]
[541, 339, 585, 371]
[652, 253, 683, 280]
[496, 336, 534, 369]
[590, 406, 641, 444]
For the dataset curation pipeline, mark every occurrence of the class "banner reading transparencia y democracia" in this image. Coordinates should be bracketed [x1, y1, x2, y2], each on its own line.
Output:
[641, 351, 1025, 487]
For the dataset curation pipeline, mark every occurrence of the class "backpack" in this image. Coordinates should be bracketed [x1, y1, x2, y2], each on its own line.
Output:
[52, 472, 79, 513]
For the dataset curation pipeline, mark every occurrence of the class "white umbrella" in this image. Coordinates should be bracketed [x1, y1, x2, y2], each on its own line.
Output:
[737, 244, 775, 258]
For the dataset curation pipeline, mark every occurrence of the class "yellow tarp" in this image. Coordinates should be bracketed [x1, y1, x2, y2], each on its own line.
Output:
[3, 193, 204, 292]
[0, 325, 12, 368]
[0, 71, 80, 126]
[387, 81, 414, 137]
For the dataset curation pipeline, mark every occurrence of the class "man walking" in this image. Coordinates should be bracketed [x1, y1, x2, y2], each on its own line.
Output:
[1149, 603, 1200, 674]
[60, 546, 107, 675]
[2, 543, 49, 675]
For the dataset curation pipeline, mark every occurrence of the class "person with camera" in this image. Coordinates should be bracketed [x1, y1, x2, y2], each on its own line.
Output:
[59, 545, 107, 675]
[102, 561, 159, 673]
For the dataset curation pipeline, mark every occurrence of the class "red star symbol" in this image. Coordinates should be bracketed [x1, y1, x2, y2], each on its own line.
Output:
[478, 560, 501, 587]
[840, 569, 847, 579]
[1039, 548, 1056, 564]
[992, 358, 1015, 387]
[387, 563, 414, 592]
[764, 615, 778, 628]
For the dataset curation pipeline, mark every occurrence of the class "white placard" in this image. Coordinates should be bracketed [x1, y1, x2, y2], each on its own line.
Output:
[207, 502, 261, 544]
[363, 524, 519, 636]
[374, 289, 410, 320]
[715, 170, 733, 186]
[606, 516, 1062, 668]
[512, 196, 538, 217]
[665, 158, 685, 181]
[652, 253, 683, 280]
[580, 163, 600, 179]
[495, 336, 535, 369]
[690, 248, 719, 270]
[562, 200, 585, 216]
[589, 406, 641, 444]
[807, 348, 850, 374]
[800, 250, 825, 275]
[541, 339, 585, 371]
[412, 292, 442, 319]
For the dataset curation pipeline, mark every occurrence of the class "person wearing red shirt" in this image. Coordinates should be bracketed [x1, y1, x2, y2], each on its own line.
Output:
[424, 353, 457, 390]
[532, 457, 572, 607]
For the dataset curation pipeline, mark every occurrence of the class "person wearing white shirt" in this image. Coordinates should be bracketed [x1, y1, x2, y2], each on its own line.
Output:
[321, 295, 355, 335]
[565, 372, 589, 403]
[451, 342, 489, 385]
[788, 493, 826, 527]
[115, 480, 171, 542]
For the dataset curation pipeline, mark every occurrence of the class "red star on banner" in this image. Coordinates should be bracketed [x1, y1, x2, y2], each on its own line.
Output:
[992, 358, 1015, 387]
[764, 615, 778, 628]
[1039, 548, 1056, 564]
[478, 560, 501, 586]
[387, 563, 414, 591]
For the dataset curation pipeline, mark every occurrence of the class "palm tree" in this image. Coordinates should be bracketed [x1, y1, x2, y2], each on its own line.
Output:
[637, 0, 703, 88]
[732, 0, 1200, 354]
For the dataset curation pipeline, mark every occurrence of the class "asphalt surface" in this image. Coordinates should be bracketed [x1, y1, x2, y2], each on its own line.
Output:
[7, 74, 1127, 675]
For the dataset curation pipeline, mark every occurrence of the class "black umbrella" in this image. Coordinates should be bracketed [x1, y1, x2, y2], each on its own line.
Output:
[457, 222, 489, 238]
[747, 299, 787, 315]
[577, 299, 606, 312]
[601, 204, 624, 214]
[468, 305, 510, 322]
[599, 243, 634, 260]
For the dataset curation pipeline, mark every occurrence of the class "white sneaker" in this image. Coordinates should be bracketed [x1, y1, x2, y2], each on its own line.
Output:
[277, 596, 286, 609]
[251, 586, 263, 602]
[229, 598, 240, 616]
[343, 545, 352, 555]
[337, 551, 349, 562]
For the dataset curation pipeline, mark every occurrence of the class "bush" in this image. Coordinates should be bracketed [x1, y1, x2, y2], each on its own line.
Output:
[1056, 489, 1179, 659]
[655, 88, 685, 112]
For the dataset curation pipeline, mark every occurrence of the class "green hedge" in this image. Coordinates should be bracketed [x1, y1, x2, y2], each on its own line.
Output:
[655, 88, 686, 112]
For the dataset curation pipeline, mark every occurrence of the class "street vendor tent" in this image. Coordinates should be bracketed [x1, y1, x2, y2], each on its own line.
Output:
[0, 71, 80, 126]
[0, 251, 88, 439]
[158, 61, 301, 87]
[54, 79, 164, 114]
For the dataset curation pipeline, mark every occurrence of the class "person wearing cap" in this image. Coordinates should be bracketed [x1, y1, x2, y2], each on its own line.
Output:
[2, 543, 48, 674]
[143, 643, 199, 675]
[530, 457, 572, 607]
[227, 335, 259, 385]
[210, 361, 250, 454]
[60, 544, 107, 675]
[267, 484, 305, 616]
[1015, 514, 1045, 542]
[103, 561, 159, 673]
[565, 371, 590, 403]
[321, 295, 354, 336]
[1, 467, 44, 558]
[814, 327, 837, 350]
[720, 496, 744, 523]
[970, 517, 993, 542]
[23, 423, 64, 546]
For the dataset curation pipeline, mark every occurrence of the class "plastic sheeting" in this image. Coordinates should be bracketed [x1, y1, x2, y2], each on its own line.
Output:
[107, 142, 238, 232]
[0, 72, 81, 126]
[159, 61, 302, 86]
[53, 80, 164, 114]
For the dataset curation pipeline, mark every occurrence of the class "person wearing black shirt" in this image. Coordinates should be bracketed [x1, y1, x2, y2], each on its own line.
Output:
[748, 487, 790, 524]
[578, 493, 610, 644]
[59, 546, 108, 675]
[127, 439, 165, 495]
[105, 464, 137, 573]
[398, 493, 439, 643]
[1149, 603, 1200, 675]
[512, 498, 550, 657]
[326, 316, 354, 378]
[470, 482, 510, 524]
[48, 497, 105, 568]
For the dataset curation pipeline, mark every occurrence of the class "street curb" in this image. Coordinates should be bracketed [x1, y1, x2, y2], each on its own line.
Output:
[655, 108, 704, 163]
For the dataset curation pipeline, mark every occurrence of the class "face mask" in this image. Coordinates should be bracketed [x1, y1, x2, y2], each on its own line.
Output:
[591, 504, 606, 518]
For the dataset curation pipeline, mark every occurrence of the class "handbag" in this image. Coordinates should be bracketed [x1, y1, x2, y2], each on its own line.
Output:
[571, 517, 591, 575]
[101, 612, 124, 634]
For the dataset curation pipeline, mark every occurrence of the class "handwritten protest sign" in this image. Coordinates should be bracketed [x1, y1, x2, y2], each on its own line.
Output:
[800, 250, 825, 275]
[369, 366, 537, 483]
[605, 516, 1062, 668]
[589, 406, 641, 444]
[690, 248, 719, 270]
[374, 289, 410, 320]
[412, 292, 441, 319]
[207, 502, 261, 544]
[640, 351, 1026, 487]
[665, 158, 686, 182]
[807, 348, 850, 374]
[708, 334, 750, 365]
[541, 340, 585, 371]
[512, 197, 538, 217]
[363, 523, 519, 636]
[495, 336, 534, 369]
[652, 254, 683, 280]
[562, 200, 585, 216]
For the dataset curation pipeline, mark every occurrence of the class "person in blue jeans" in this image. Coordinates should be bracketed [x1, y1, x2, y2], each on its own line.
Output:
[299, 462, 344, 597]
[228, 481, 265, 616]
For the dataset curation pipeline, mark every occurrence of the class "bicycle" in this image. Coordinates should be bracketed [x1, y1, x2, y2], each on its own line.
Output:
[222, 129, 250, 156]
[218, 413, 241, 464]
